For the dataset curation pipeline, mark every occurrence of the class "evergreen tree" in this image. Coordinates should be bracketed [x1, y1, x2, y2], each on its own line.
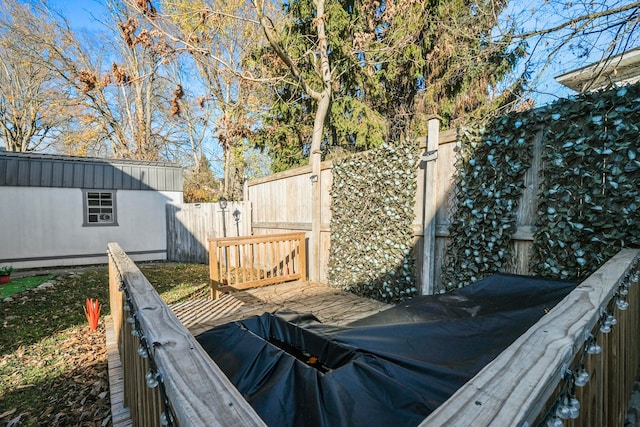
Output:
[252, 0, 526, 171]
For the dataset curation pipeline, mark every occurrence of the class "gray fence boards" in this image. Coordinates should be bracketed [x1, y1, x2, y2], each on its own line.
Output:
[247, 163, 333, 283]
[167, 202, 252, 263]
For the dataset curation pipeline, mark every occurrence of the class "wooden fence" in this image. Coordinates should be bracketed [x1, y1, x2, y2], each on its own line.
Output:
[423, 129, 545, 292]
[166, 201, 252, 264]
[208, 232, 307, 299]
[246, 162, 332, 283]
[246, 123, 554, 293]
[108, 242, 265, 426]
[423, 248, 640, 426]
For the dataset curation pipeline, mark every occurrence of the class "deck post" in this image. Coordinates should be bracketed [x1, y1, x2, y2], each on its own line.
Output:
[310, 150, 321, 282]
[209, 239, 221, 299]
[299, 233, 307, 281]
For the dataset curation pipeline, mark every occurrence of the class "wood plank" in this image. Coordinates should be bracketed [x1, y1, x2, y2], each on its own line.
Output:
[171, 281, 391, 332]
[175, 296, 246, 330]
[421, 118, 439, 295]
[434, 138, 457, 234]
[218, 273, 303, 292]
[250, 281, 334, 301]
[108, 243, 266, 427]
[421, 248, 640, 426]
[106, 316, 133, 427]
[252, 221, 312, 231]
[515, 131, 543, 235]
[167, 202, 252, 264]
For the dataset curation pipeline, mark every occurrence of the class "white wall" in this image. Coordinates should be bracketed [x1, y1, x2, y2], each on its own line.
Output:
[0, 186, 183, 269]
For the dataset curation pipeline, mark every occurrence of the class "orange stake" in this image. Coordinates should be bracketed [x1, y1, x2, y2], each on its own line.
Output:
[84, 298, 101, 330]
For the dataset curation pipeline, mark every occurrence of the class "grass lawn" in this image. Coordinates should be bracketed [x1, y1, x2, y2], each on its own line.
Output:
[0, 262, 209, 426]
[0, 275, 55, 298]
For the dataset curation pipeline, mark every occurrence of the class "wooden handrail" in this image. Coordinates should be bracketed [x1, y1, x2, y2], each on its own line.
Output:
[209, 232, 307, 299]
[108, 243, 266, 427]
[421, 248, 640, 426]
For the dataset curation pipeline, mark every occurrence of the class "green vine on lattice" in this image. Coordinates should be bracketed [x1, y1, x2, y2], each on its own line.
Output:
[442, 115, 535, 289]
[328, 140, 420, 303]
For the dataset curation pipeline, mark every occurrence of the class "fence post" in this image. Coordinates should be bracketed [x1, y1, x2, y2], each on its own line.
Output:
[310, 151, 321, 282]
[421, 118, 440, 295]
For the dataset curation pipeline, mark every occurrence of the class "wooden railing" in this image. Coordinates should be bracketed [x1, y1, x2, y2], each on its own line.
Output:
[422, 248, 640, 426]
[108, 243, 265, 427]
[209, 232, 307, 299]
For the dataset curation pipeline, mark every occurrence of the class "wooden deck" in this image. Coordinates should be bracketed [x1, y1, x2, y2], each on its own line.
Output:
[170, 281, 392, 336]
[105, 317, 133, 427]
[106, 280, 390, 426]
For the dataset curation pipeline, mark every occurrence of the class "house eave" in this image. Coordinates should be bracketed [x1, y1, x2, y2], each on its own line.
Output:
[555, 46, 640, 92]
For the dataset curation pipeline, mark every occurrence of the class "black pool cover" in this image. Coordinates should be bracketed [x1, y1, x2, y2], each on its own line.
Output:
[196, 273, 577, 427]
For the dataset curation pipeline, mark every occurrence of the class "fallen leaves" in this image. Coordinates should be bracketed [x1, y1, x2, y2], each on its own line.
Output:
[0, 264, 209, 426]
[0, 408, 16, 419]
[0, 271, 112, 426]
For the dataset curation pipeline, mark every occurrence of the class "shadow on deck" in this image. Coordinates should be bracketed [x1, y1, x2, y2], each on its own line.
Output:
[170, 281, 392, 336]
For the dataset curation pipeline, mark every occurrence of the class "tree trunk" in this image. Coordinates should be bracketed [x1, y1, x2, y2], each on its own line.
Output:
[252, 0, 332, 281]
[309, 0, 331, 282]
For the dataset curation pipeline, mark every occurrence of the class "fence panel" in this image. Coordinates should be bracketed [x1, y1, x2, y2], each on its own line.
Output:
[247, 164, 332, 282]
[166, 202, 252, 263]
[244, 126, 552, 293]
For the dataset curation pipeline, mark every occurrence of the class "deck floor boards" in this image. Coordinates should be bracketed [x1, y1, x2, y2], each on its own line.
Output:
[107, 281, 391, 425]
[171, 281, 391, 335]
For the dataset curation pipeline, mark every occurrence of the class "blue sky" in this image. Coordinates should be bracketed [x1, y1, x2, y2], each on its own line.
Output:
[48, 0, 103, 29]
[45, 0, 639, 109]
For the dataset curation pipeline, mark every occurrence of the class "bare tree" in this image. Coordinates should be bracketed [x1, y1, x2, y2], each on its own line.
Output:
[0, 0, 72, 152]
[124, 0, 272, 200]
[72, 0, 178, 160]
[4, 0, 184, 160]
[500, 1, 640, 99]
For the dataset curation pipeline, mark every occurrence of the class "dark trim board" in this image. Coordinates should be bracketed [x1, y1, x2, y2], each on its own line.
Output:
[0, 249, 167, 264]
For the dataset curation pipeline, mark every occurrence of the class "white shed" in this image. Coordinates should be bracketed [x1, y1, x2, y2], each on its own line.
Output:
[0, 151, 183, 269]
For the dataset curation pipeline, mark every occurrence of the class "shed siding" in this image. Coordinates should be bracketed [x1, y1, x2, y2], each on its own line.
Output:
[0, 186, 183, 269]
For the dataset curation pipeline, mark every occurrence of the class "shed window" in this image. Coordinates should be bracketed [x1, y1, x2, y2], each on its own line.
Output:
[83, 190, 117, 226]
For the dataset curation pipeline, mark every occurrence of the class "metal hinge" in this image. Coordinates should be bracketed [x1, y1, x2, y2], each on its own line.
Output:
[421, 150, 438, 162]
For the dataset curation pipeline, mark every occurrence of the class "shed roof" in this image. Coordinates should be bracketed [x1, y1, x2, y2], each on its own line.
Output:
[0, 151, 183, 192]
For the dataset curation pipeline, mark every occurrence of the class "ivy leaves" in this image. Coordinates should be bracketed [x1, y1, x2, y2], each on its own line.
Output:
[443, 116, 533, 290]
[329, 83, 640, 295]
[532, 84, 640, 279]
[328, 141, 419, 303]
[445, 83, 640, 288]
